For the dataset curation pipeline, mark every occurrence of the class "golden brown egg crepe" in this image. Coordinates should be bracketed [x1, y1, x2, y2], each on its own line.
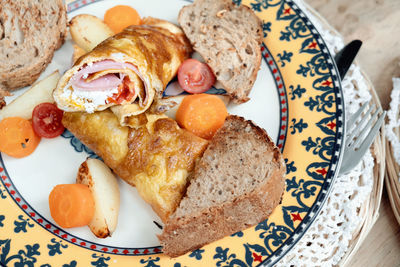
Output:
[62, 111, 208, 222]
[54, 17, 191, 126]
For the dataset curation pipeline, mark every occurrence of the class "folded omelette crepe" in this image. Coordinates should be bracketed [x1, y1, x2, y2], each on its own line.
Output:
[54, 18, 191, 126]
[62, 111, 208, 222]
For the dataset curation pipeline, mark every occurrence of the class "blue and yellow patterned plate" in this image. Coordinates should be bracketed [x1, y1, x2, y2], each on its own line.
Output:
[0, 0, 344, 266]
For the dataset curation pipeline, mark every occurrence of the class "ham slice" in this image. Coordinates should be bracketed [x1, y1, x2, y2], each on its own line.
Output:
[70, 60, 141, 92]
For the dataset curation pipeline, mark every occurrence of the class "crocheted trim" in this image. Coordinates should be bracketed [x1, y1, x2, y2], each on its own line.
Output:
[385, 78, 400, 180]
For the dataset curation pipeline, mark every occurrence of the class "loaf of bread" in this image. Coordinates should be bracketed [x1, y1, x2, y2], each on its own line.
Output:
[0, 0, 67, 90]
[178, 0, 263, 103]
[158, 115, 286, 257]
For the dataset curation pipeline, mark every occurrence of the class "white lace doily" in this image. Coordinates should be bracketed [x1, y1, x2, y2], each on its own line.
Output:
[385, 78, 400, 180]
[275, 1, 375, 266]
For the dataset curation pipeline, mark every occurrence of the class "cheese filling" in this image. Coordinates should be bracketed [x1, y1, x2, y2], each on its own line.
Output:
[62, 60, 145, 112]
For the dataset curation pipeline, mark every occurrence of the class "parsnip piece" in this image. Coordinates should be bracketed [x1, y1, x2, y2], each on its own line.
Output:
[77, 158, 120, 238]
[69, 14, 114, 52]
[164, 95, 230, 119]
[72, 44, 86, 64]
[0, 71, 60, 121]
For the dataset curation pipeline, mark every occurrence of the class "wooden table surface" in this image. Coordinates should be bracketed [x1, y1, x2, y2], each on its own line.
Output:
[306, 0, 400, 266]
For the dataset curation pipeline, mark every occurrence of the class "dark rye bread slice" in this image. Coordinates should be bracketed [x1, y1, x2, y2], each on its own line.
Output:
[178, 0, 263, 103]
[158, 115, 286, 257]
[0, 0, 67, 90]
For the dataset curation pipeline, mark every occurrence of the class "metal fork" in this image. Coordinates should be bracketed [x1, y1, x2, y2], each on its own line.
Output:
[339, 102, 386, 174]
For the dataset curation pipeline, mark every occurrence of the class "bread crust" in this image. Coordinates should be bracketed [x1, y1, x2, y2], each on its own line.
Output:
[216, 115, 282, 162]
[159, 166, 285, 257]
[0, 0, 67, 90]
[158, 115, 286, 257]
[225, 5, 263, 104]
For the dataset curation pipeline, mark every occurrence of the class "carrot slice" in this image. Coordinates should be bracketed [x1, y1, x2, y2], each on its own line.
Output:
[0, 117, 41, 158]
[49, 184, 95, 228]
[104, 5, 141, 34]
[176, 94, 228, 139]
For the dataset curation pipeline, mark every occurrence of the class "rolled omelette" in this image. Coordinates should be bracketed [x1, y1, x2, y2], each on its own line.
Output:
[62, 110, 208, 222]
[54, 17, 192, 125]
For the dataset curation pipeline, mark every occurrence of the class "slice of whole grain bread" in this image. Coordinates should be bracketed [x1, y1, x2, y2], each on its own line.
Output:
[158, 115, 286, 257]
[0, 0, 67, 90]
[178, 0, 263, 103]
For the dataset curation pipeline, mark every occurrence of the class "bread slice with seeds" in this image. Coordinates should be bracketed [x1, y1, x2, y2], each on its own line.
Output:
[0, 0, 67, 90]
[158, 115, 286, 257]
[178, 0, 263, 103]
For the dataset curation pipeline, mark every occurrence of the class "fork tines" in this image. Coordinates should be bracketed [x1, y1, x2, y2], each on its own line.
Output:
[346, 103, 385, 150]
[340, 102, 386, 174]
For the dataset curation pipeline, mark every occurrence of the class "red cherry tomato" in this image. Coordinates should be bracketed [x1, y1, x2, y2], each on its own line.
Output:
[178, 59, 216, 94]
[32, 103, 65, 138]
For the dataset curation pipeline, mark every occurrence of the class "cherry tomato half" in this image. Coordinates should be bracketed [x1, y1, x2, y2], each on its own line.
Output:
[178, 59, 216, 94]
[32, 103, 65, 138]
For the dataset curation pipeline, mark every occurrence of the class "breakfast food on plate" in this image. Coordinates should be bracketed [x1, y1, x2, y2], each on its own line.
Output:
[0, 71, 60, 121]
[104, 5, 141, 34]
[49, 184, 95, 228]
[32, 103, 65, 139]
[176, 94, 228, 139]
[69, 14, 114, 53]
[178, 0, 263, 103]
[0, 117, 41, 158]
[72, 45, 86, 64]
[0, 102, 63, 157]
[163, 94, 230, 119]
[54, 17, 192, 126]
[63, 110, 129, 169]
[62, 110, 208, 221]
[177, 58, 216, 94]
[159, 115, 286, 257]
[0, 73, 63, 158]
[77, 158, 120, 238]
[0, 0, 67, 90]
